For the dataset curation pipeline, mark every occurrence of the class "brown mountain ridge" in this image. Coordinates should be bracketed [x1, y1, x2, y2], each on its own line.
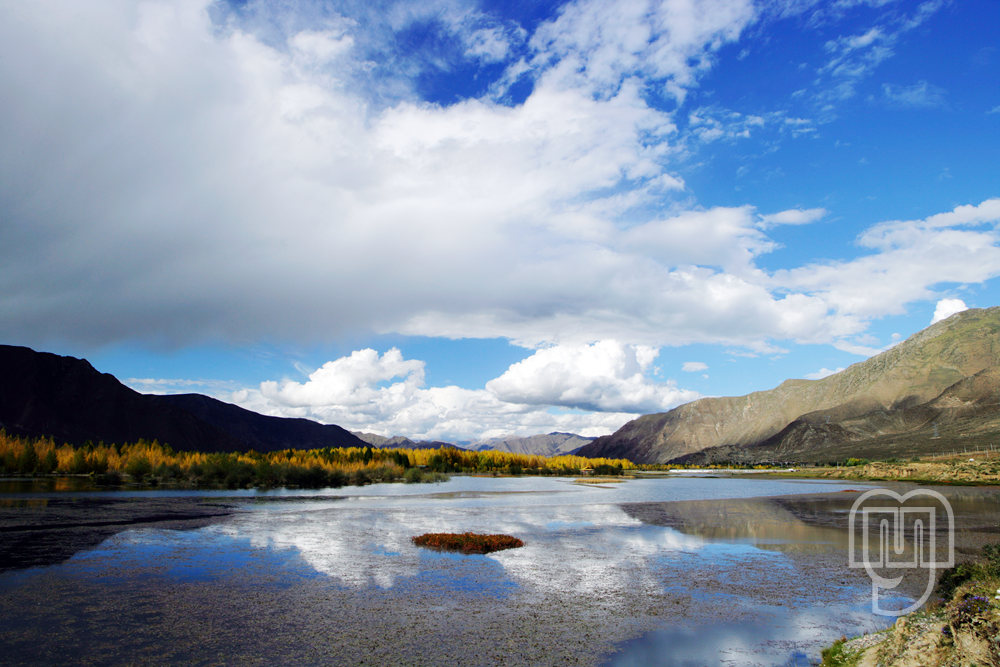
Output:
[578, 307, 1000, 464]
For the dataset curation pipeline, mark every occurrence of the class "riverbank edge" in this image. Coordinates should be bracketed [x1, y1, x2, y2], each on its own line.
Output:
[820, 568, 1000, 666]
[754, 458, 1000, 486]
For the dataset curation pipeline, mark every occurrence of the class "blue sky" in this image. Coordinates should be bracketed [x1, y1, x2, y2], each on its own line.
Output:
[1, 0, 998, 442]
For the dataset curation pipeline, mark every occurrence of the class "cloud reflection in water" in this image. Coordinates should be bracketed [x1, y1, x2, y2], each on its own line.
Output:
[222, 489, 705, 595]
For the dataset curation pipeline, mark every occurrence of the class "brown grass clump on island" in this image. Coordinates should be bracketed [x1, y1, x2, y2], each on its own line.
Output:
[574, 476, 629, 484]
[411, 532, 524, 554]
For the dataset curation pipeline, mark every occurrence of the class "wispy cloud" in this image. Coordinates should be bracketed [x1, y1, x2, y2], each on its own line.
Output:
[881, 80, 946, 108]
[526, 0, 756, 102]
[685, 106, 818, 147]
[804, 367, 844, 380]
[808, 1, 947, 113]
[125, 378, 242, 395]
[758, 207, 828, 228]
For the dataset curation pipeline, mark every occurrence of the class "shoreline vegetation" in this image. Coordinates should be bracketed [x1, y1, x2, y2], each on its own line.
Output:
[0, 430, 633, 489]
[646, 449, 1000, 486]
[5, 427, 1000, 489]
[761, 452, 1000, 486]
[821, 544, 1000, 666]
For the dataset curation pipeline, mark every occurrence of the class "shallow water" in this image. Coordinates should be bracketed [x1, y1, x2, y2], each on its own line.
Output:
[2, 476, 998, 665]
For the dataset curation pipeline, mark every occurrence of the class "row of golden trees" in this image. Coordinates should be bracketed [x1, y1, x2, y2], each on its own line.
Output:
[0, 430, 634, 489]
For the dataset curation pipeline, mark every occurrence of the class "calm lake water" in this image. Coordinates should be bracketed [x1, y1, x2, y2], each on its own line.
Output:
[2, 475, 999, 665]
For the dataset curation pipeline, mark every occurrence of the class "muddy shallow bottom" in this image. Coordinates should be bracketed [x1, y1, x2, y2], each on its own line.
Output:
[2, 476, 998, 666]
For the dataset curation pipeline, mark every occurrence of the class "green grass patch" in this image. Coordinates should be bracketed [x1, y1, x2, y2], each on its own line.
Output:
[820, 638, 862, 667]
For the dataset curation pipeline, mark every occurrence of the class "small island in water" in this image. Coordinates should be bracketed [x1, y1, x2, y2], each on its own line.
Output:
[412, 532, 525, 554]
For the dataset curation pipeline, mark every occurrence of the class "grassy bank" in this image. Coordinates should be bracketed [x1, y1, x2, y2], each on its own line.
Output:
[821, 545, 1000, 666]
[0, 430, 634, 489]
[649, 448, 1000, 485]
[772, 452, 1000, 485]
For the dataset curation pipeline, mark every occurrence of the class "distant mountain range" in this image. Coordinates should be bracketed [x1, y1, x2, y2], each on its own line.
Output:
[351, 431, 593, 456]
[0, 345, 366, 452]
[468, 432, 594, 456]
[578, 307, 1000, 464]
[350, 432, 461, 451]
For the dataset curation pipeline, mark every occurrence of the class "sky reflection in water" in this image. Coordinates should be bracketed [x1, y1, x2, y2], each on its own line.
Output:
[222, 476, 856, 594]
[2, 475, 910, 665]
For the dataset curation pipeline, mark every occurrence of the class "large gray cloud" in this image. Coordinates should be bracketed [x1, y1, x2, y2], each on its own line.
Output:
[1, 0, 996, 359]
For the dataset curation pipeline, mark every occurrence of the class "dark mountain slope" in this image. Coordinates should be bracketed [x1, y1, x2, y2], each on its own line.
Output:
[0, 344, 365, 452]
[153, 393, 365, 452]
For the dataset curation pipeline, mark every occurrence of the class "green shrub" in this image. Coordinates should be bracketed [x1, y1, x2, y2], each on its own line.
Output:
[326, 469, 347, 488]
[69, 449, 89, 474]
[16, 444, 39, 474]
[125, 455, 152, 481]
[936, 542, 1000, 600]
[820, 637, 860, 666]
[38, 449, 58, 474]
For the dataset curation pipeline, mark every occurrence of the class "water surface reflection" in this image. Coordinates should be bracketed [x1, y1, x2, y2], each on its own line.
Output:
[2, 476, 998, 665]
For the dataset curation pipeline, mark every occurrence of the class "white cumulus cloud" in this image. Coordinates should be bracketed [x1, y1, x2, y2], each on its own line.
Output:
[229, 343, 696, 441]
[259, 348, 425, 410]
[486, 341, 699, 413]
[931, 298, 968, 324]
